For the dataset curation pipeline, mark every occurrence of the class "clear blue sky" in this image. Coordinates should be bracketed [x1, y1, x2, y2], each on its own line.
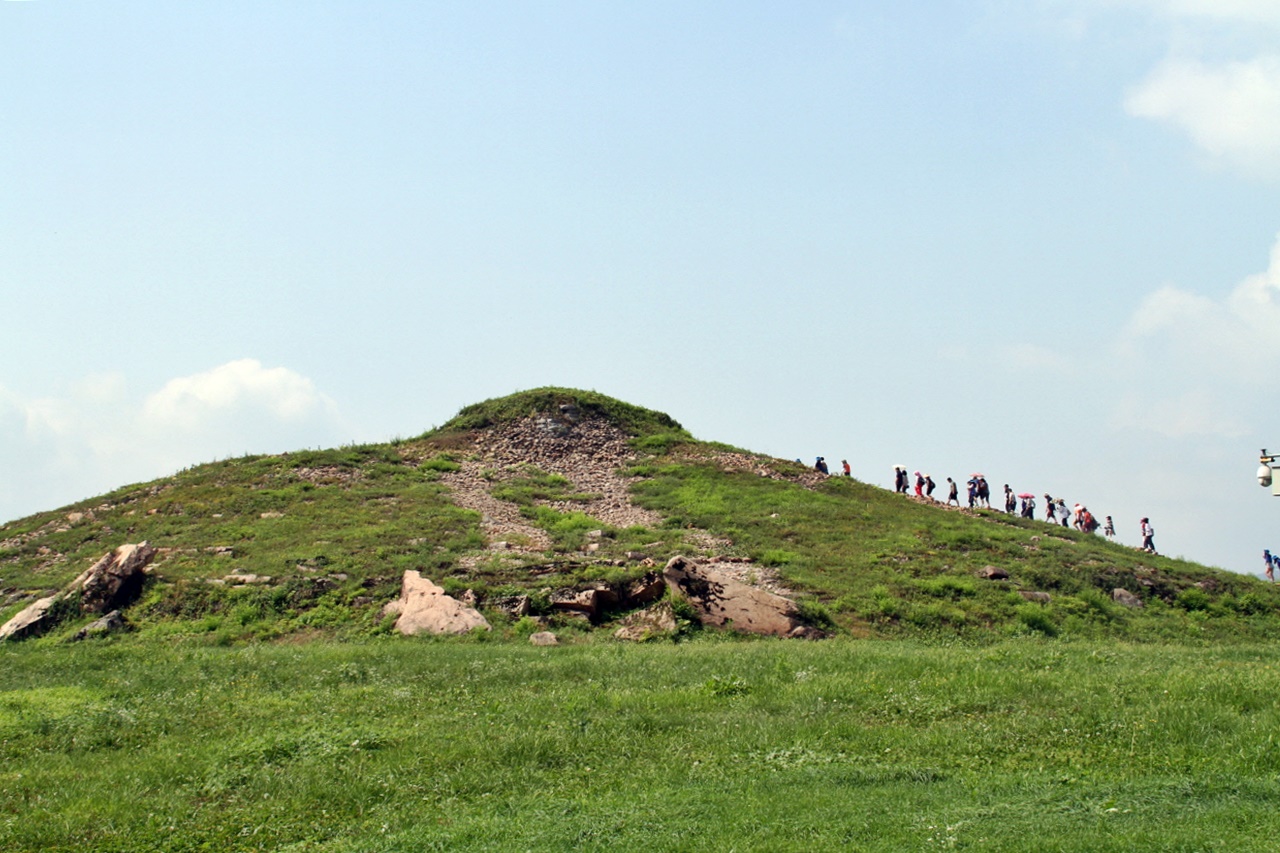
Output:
[3, 1, 1279, 575]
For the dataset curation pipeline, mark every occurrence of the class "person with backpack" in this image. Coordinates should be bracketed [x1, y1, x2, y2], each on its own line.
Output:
[1004, 485, 1016, 513]
[1057, 500, 1069, 527]
[1103, 516, 1115, 539]
[925, 474, 936, 500]
[1265, 549, 1274, 582]
[1140, 518, 1156, 553]
[914, 471, 925, 498]
[1044, 495, 1056, 524]
[1081, 508, 1097, 533]
[815, 457, 828, 475]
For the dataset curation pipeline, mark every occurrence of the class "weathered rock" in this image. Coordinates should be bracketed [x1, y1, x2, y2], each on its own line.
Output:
[223, 572, 271, 586]
[392, 571, 491, 635]
[0, 595, 61, 642]
[1113, 588, 1144, 608]
[978, 565, 1009, 580]
[490, 594, 531, 618]
[1019, 591, 1051, 604]
[623, 571, 665, 606]
[588, 582, 619, 608]
[72, 542, 157, 615]
[459, 589, 478, 606]
[550, 588, 600, 620]
[72, 610, 125, 641]
[663, 556, 806, 637]
[614, 601, 678, 642]
[529, 631, 559, 646]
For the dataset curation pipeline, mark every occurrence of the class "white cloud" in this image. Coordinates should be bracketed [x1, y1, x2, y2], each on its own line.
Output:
[1112, 233, 1280, 438]
[0, 360, 349, 524]
[1126, 55, 1280, 178]
[142, 359, 332, 430]
[1123, 234, 1280, 376]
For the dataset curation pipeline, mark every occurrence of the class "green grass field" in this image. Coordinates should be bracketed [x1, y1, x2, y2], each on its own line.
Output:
[4, 635, 1279, 851]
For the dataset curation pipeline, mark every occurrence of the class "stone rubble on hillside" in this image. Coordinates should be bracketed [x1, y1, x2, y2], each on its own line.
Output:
[435, 415, 663, 556]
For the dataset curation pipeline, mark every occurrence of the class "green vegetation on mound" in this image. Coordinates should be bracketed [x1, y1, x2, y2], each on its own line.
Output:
[1, 387, 1277, 644]
[3, 638, 1280, 851]
[629, 460, 1280, 641]
[429, 386, 690, 441]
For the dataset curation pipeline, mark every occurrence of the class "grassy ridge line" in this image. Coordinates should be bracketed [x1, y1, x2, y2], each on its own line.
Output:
[2, 638, 1279, 851]
[2, 386, 1279, 643]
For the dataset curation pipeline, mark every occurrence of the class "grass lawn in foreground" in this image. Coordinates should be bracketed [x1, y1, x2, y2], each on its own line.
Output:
[3, 636, 1279, 851]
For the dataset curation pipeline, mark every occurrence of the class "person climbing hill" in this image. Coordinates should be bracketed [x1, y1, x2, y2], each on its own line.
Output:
[1140, 518, 1156, 553]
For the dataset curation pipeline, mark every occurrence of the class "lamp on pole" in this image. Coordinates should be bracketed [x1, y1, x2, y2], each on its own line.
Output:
[1259, 449, 1280, 495]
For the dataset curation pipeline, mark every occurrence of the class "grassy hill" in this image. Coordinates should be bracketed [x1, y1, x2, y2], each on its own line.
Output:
[6, 388, 1280, 851]
[1, 386, 1276, 645]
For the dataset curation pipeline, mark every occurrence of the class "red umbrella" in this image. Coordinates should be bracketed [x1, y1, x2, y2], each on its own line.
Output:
[1016, 492, 1035, 499]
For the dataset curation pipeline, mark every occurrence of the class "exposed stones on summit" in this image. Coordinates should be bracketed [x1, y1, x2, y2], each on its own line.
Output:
[435, 412, 663, 556]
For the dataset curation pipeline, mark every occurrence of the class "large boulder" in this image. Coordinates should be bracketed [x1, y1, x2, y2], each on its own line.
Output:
[72, 542, 157, 614]
[0, 595, 62, 642]
[663, 556, 808, 638]
[391, 571, 491, 636]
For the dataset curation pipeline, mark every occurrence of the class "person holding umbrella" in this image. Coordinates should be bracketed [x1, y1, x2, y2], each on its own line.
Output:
[1017, 492, 1036, 518]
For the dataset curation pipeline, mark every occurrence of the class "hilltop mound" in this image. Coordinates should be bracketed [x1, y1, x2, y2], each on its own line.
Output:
[431, 387, 689, 440]
[2, 387, 1278, 644]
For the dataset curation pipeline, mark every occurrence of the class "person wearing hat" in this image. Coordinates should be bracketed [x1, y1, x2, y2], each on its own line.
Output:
[814, 457, 828, 475]
[1044, 495, 1056, 524]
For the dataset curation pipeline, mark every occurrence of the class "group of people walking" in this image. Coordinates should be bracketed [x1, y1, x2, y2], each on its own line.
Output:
[881, 464, 1153, 552]
[814, 457, 1159, 555]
